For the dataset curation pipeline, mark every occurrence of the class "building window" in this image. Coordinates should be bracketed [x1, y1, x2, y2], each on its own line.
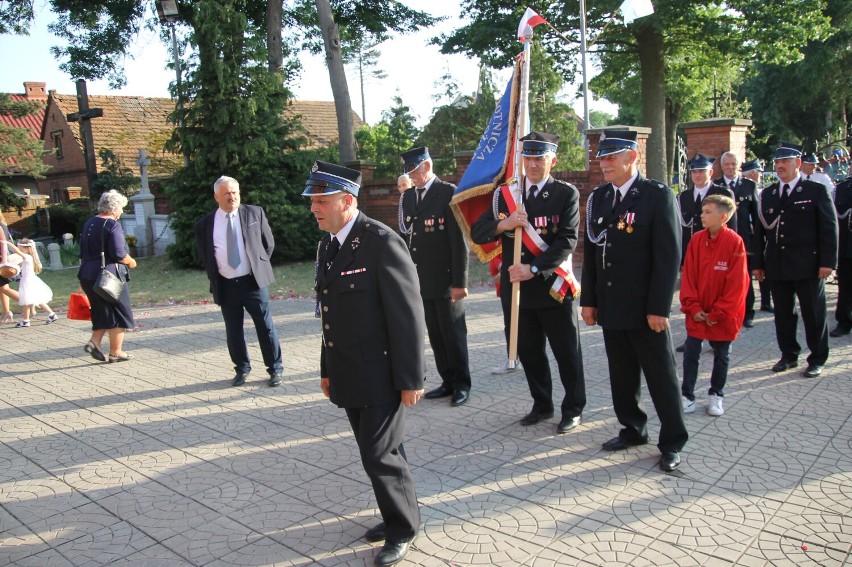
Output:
[51, 131, 63, 159]
[52, 188, 64, 203]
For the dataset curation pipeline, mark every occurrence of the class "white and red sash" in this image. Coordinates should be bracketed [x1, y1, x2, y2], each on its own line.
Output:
[501, 184, 580, 301]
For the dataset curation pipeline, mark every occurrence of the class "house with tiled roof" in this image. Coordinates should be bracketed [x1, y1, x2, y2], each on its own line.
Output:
[1, 82, 48, 194]
[39, 89, 181, 204]
[285, 100, 365, 149]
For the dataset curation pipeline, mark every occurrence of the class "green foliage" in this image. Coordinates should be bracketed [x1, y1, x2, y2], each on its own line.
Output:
[0, 0, 34, 35]
[59, 241, 80, 267]
[46, 202, 91, 242]
[0, 94, 50, 178]
[88, 149, 139, 201]
[355, 96, 420, 178]
[0, 183, 26, 215]
[165, 0, 321, 268]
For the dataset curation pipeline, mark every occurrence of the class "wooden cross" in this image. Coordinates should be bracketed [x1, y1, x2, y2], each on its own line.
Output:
[66, 79, 103, 193]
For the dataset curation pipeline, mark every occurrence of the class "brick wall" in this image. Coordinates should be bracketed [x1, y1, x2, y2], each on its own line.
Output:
[681, 118, 753, 178]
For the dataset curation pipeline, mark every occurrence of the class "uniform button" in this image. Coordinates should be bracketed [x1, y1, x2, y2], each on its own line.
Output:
[349, 283, 355, 288]
[780, 234, 785, 238]
[413, 232, 417, 236]
[412, 248, 417, 252]
[606, 243, 612, 248]
[383, 351, 388, 355]
[323, 306, 329, 312]
[324, 324, 330, 330]
[780, 222, 784, 225]
[607, 262, 612, 267]
[781, 246, 786, 249]
[322, 289, 328, 295]
[607, 282, 612, 286]
[328, 341, 334, 347]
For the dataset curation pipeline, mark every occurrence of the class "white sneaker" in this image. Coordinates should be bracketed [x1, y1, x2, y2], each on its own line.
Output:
[707, 394, 724, 416]
[682, 396, 696, 413]
[491, 359, 522, 374]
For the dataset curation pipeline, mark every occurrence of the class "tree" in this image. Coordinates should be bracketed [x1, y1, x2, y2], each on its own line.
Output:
[315, 0, 356, 162]
[88, 149, 138, 200]
[0, 94, 50, 180]
[355, 95, 419, 178]
[164, 0, 320, 267]
[346, 36, 387, 123]
[438, 1, 831, 182]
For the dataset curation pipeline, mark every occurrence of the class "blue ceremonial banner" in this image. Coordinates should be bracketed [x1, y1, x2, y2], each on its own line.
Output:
[451, 58, 522, 262]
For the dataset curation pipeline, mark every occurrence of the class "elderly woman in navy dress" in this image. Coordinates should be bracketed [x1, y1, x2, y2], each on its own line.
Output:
[78, 190, 137, 362]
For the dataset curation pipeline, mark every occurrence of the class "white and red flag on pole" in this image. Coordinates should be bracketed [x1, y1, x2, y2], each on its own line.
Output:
[517, 7, 547, 41]
[619, 0, 654, 24]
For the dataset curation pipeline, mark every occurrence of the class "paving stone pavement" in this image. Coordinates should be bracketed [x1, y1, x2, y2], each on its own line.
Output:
[0, 283, 849, 566]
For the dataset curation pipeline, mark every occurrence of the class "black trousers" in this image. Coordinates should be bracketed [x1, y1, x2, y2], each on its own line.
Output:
[514, 301, 586, 418]
[771, 278, 829, 365]
[602, 326, 688, 453]
[835, 258, 852, 330]
[346, 401, 419, 543]
[219, 275, 282, 375]
[422, 297, 471, 391]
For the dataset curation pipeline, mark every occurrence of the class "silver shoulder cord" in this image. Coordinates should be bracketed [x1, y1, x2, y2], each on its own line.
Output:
[398, 194, 412, 235]
[585, 191, 608, 269]
[314, 240, 322, 318]
[674, 194, 694, 228]
[755, 189, 781, 243]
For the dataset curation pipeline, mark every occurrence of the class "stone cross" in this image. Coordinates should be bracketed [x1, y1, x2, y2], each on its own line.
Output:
[137, 149, 151, 195]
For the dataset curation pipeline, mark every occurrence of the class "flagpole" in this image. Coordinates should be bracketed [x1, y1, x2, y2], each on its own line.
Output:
[508, 27, 534, 367]
[580, 0, 591, 168]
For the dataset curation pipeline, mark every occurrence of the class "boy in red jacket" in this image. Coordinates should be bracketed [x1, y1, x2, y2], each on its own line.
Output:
[680, 195, 749, 416]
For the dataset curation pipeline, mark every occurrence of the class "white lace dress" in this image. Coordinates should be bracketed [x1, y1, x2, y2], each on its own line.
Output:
[17, 255, 53, 306]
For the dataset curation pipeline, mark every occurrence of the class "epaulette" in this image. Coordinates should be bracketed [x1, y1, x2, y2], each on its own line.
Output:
[363, 219, 392, 239]
[642, 178, 668, 192]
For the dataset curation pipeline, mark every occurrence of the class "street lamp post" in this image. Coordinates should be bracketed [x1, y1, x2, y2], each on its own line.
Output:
[156, 0, 189, 167]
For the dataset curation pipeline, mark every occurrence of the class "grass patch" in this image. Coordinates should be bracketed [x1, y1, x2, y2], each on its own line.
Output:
[38, 253, 494, 309]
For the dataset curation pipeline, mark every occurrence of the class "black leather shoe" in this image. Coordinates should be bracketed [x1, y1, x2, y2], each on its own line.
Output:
[803, 364, 823, 378]
[660, 451, 681, 472]
[675, 341, 686, 353]
[450, 389, 470, 407]
[743, 318, 754, 328]
[374, 539, 413, 566]
[232, 373, 248, 386]
[830, 325, 851, 337]
[760, 305, 774, 313]
[268, 373, 282, 387]
[601, 436, 648, 451]
[557, 416, 581, 434]
[364, 523, 386, 543]
[771, 358, 798, 372]
[520, 409, 553, 426]
[423, 384, 453, 399]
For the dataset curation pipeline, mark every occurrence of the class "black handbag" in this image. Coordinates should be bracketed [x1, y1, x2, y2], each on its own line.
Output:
[93, 220, 126, 304]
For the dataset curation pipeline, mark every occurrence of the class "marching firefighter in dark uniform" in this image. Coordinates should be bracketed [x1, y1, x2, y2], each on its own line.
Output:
[580, 130, 688, 472]
[470, 132, 586, 434]
[833, 174, 852, 337]
[305, 161, 424, 567]
[753, 142, 838, 378]
[399, 146, 472, 407]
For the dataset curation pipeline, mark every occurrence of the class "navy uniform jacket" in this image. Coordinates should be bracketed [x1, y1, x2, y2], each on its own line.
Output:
[401, 178, 469, 299]
[677, 183, 737, 263]
[836, 177, 852, 260]
[753, 178, 838, 280]
[194, 204, 276, 305]
[317, 212, 425, 408]
[716, 177, 759, 251]
[470, 176, 580, 310]
[580, 175, 681, 329]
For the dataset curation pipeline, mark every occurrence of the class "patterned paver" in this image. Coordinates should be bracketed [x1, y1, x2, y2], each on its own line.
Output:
[0, 282, 849, 566]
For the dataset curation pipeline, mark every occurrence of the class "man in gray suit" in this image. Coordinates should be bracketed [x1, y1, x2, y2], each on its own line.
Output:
[194, 176, 283, 387]
[306, 161, 424, 567]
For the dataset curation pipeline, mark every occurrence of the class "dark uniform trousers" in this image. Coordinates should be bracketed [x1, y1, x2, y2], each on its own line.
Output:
[402, 178, 471, 393]
[317, 213, 424, 543]
[581, 174, 688, 454]
[346, 402, 419, 542]
[834, 177, 852, 331]
[754, 178, 838, 366]
[471, 176, 586, 418]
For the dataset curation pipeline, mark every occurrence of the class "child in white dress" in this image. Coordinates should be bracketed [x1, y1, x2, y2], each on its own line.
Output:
[7, 239, 57, 328]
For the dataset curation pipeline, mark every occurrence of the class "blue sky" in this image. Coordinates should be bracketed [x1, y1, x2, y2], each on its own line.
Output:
[0, 2, 613, 127]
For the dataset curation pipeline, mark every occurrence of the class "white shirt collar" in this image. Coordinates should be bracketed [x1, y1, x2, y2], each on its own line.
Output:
[614, 172, 639, 197]
[331, 211, 359, 246]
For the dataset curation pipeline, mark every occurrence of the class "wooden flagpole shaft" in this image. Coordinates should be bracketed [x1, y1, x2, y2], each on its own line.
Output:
[507, 33, 533, 366]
